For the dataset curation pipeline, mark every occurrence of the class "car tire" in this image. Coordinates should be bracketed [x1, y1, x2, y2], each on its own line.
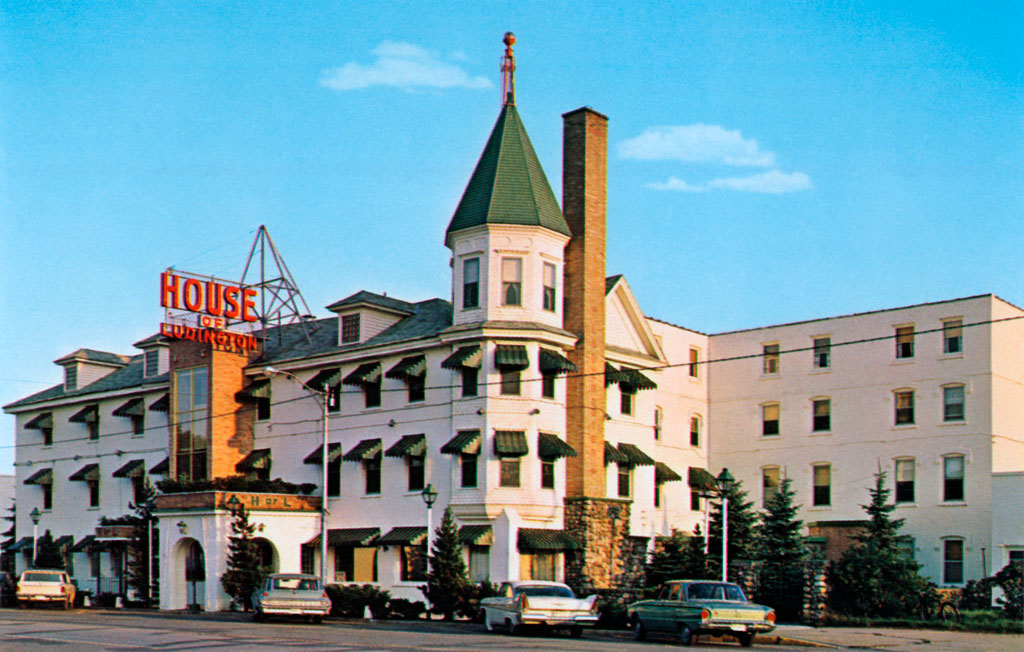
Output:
[632, 616, 647, 641]
[311, 615, 323, 625]
[679, 624, 695, 646]
[506, 619, 520, 636]
[253, 609, 265, 623]
[737, 632, 754, 647]
[570, 627, 582, 638]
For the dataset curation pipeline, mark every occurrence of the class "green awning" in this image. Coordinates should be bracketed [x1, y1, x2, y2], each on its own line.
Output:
[379, 526, 427, 546]
[343, 362, 381, 386]
[343, 438, 382, 462]
[440, 430, 481, 455]
[441, 345, 482, 370]
[688, 467, 718, 491]
[25, 412, 53, 430]
[308, 368, 342, 390]
[7, 536, 33, 552]
[617, 443, 656, 466]
[69, 404, 98, 424]
[307, 528, 380, 547]
[112, 397, 145, 418]
[655, 462, 683, 484]
[518, 528, 581, 552]
[55, 535, 75, 550]
[618, 367, 657, 391]
[458, 525, 493, 546]
[149, 393, 170, 413]
[235, 378, 270, 402]
[69, 463, 100, 482]
[494, 345, 529, 370]
[605, 362, 627, 386]
[72, 535, 96, 552]
[303, 443, 342, 465]
[385, 355, 426, 380]
[112, 459, 146, 478]
[494, 431, 529, 457]
[235, 448, 272, 473]
[385, 434, 426, 458]
[604, 442, 629, 465]
[149, 457, 170, 475]
[537, 433, 577, 459]
[539, 349, 577, 375]
[24, 468, 53, 485]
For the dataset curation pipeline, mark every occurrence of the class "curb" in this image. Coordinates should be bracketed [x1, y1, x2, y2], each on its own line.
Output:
[757, 634, 838, 648]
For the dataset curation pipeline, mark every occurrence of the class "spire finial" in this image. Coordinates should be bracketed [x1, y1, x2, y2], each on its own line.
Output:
[501, 32, 516, 106]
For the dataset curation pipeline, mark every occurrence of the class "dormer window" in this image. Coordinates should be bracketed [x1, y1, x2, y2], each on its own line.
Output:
[463, 258, 480, 309]
[144, 350, 160, 377]
[342, 314, 361, 344]
[65, 366, 77, 391]
[502, 258, 522, 306]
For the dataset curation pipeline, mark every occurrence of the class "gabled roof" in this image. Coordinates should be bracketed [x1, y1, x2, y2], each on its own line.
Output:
[445, 102, 569, 247]
[53, 348, 131, 367]
[325, 291, 416, 315]
[4, 354, 167, 412]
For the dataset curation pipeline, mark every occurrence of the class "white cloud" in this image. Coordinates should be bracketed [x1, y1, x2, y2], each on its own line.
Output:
[618, 124, 775, 167]
[707, 170, 812, 194]
[319, 40, 493, 91]
[646, 177, 706, 192]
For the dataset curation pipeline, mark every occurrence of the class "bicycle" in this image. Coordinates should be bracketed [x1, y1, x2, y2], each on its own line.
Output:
[918, 584, 961, 623]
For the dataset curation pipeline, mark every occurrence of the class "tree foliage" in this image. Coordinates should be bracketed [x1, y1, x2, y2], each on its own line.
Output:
[220, 503, 267, 611]
[126, 477, 158, 604]
[755, 478, 807, 620]
[827, 472, 928, 617]
[706, 479, 760, 581]
[645, 526, 711, 588]
[33, 530, 65, 569]
[993, 561, 1022, 619]
[423, 507, 470, 620]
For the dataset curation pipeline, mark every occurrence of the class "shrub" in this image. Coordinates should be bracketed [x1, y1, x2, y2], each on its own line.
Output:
[458, 581, 498, 621]
[993, 562, 1022, 619]
[597, 601, 626, 629]
[387, 597, 426, 620]
[325, 584, 391, 618]
[156, 476, 315, 495]
[960, 578, 993, 611]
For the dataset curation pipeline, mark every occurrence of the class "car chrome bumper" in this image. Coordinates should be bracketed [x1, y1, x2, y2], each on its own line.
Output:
[520, 613, 599, 627]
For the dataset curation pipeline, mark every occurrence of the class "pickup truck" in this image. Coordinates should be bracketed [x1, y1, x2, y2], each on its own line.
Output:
[17, 570, 76, 609]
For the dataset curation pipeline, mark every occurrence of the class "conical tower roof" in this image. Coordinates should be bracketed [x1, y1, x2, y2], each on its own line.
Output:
[444, 100, 570, 248]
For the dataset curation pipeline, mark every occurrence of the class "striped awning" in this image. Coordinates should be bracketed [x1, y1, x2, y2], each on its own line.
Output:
[7, 536, 33, 552]
[441, 345, 481, 370]
[69, 404, 98, 424]
[24, 468, 53, 485]
[440, 430, 481, 455]
[235, 379, 270, 402]
[604, 442, 629, 465]
[379, 526, 427, 546]
[303, 443, 342, 465]
[385, 434, 426, 458]
[655, 462, 683, 484]
[112, 459, 146, 478]
[25, 412, 53, 431]
[385, 355, 426, 380]
[72, 535, 96, 552]
[517, 528, 581, 552]
[458, 525, 493, 546]
[149, 457, 170, 475]
[605, 362, 628, 386]
[539, 349, 577, 375]
[112, 397, 145, 418]
[235, 448, 272, 473]
[494, 345, 529, 370]
[617, 443, 656, 466]
[688, 467, 718, 491]
[149, 393, 170, 413]
[493, 431, 529, 457]
[308, 368, 342, 390]
[343, 438, 382, 462]
[343, 362, 381, 386]
[618, 367, 657, 390]
[55, 535, 75, 550]
[306, 528, 380, 547]
[69, 463, 100, 482]
[537, 433, 577, 459]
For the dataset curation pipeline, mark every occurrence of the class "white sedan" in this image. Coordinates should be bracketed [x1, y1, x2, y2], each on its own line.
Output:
[481, 580, 599, 637]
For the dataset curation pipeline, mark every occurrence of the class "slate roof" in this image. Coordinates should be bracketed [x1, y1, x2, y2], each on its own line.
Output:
[4, 354, 168, 411]
[53, 348, 131, 366]
[444, 102, 569, 247]
[325, 291, 416, 315]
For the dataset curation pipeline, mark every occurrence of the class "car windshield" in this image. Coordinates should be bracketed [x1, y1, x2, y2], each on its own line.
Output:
[271, 577, 320, 591]
[22, 572, 62, 582]
[686, 582, 746, 602]
[515, 585, 575, 598]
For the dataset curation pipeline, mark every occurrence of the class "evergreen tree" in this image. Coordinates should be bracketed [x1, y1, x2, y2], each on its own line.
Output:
[645, 526, 711, 588]
[126, 478, 158, 605]
[424, 507, 470, 620]
[756, 478, 806, 620]
[33, 530, 65, 569]
[220, 503, 266, 611]
[828, 472, 928, 616]
[706, 479, 759, 581]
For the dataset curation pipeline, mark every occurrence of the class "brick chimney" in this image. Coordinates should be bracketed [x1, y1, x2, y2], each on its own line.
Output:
[562, 107, 608, 498]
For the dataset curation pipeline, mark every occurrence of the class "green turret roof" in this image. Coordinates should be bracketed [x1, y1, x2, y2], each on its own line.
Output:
[445, 101, 569, 248]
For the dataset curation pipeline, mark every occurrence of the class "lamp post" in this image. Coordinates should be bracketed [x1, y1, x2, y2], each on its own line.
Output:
[698, 489, 716, 555]
[716, 468, 735, 583]
[263, 366, 330, 587]
[29, 507, 41, 567]
[421, 484, 438, 559]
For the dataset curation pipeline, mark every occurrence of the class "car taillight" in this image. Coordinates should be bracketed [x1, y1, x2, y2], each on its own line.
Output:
[518, 594, 529, 610]
[262, 592, 269, 598]
[60, 586, 66, 594]
[767, 610, 776, 623]
[700, 608, 711, 621]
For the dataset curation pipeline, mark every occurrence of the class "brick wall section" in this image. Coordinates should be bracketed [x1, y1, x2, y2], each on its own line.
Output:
[562, 107, 609, 499]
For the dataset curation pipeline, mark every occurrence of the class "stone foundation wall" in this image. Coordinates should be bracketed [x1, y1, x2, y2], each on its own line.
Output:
[564, 496, 648, 592]
[802, 558, 829, 625]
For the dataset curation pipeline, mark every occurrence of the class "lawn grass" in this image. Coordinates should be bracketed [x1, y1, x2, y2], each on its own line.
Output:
[822, 610, 1023, 634]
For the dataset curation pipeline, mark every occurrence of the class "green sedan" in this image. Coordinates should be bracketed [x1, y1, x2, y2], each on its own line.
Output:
[627, 580, 776, 647]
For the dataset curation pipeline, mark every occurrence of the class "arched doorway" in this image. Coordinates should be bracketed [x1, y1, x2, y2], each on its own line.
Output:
[254, 538, 278, 573]
[170, 538, 206, 611]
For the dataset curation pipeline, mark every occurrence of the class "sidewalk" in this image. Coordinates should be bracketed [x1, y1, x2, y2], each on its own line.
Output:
[766, 624, 1024, 651]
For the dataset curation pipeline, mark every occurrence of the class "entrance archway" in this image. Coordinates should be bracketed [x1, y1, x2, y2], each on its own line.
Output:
[255, 538, 278, 573]
[170, 538, 206, 611]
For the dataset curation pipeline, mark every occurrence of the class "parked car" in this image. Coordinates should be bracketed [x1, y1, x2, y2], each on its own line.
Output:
[0, 572, 15, 607]
[16, 570, 76, 609]
[627, 580, 775, 647]
[481, 580, 599, 637]
[251, 573, 330, 623]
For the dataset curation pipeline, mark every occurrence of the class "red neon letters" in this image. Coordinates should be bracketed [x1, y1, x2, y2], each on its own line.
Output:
[161, 272, 258, 322]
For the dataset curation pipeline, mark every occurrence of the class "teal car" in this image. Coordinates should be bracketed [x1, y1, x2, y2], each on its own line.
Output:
[627, 580, 775, 647]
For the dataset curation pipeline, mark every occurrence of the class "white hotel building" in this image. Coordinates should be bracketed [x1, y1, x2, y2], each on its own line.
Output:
[4, 50, 1023, 611]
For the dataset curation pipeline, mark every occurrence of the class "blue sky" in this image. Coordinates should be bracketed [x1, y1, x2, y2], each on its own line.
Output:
[1, 1, 1021, 473]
